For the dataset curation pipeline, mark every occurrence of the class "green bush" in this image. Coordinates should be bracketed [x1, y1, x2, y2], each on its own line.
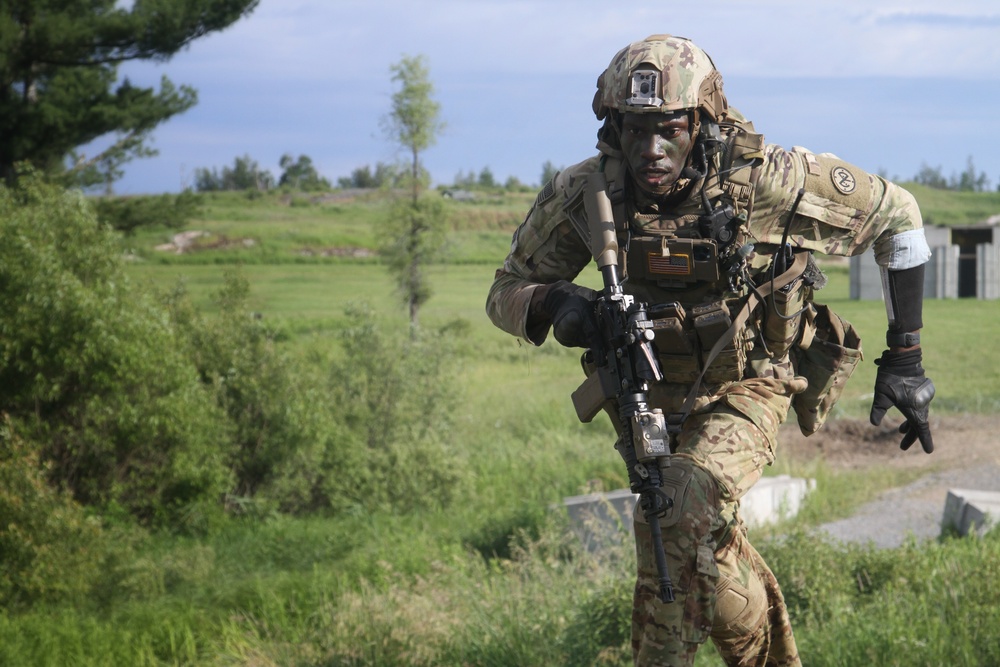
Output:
[0, 175, 232, 530]
[323, 303, 465, 513]
[91, 190, 202, 235]
[163, 271, 336, 514]
[0, 418, 104, 607]
[559, 573, 633, 666]
[759, 528, 1000, 667]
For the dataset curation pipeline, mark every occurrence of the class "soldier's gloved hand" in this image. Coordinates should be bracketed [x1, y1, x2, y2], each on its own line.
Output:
[869, 348, 935, 453]
[532, 280, 600, 348]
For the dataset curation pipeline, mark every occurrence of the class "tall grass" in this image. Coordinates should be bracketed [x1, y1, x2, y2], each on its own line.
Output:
[5, 511, 996, 666]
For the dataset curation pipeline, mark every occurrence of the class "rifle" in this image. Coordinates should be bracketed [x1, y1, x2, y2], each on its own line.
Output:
[571, 172, 676, 604]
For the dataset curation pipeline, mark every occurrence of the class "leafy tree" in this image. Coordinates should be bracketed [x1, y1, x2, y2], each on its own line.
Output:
[194, 154, 273, 191]
[913, 163, 948, 190]
[953, 156, 989, 192]
[381, 54, 444, 202]
[278, 153, 330, 191]
[478, 166, 496, 188]
[504, 175, 525, 190]
[336, 162, 399, 189]
[452, 169, 476, 188]
[379, 54, 445, 326]
[338, 164, 373, 189]
[380, 195, 447, 327]
[912, 158, 990, 192]
[0, 0, 260, 185]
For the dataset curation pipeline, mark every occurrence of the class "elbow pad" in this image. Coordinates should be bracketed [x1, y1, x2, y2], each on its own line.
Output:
[880, 264, 924, 346]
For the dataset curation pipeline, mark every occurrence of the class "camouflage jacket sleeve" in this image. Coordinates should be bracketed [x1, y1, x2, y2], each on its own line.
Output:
[747, 145, 926, 267]
[485, 158, 598, 343]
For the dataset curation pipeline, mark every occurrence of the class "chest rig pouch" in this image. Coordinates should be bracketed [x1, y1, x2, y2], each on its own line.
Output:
[627, 224, 752, 386]
[646, 296, 752, 385]
[628, 126, 762, 386]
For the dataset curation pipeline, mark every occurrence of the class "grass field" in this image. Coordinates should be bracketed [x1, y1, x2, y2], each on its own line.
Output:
[3, 187, 999, 666]
[125, 255, 1000, 418]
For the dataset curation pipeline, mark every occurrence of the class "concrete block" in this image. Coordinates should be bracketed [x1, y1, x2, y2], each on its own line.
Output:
[741, 475, 816, 528]
[942, 488, 1000, 537]
[562, 475, 815, 551]
[562, 488, 637, 552]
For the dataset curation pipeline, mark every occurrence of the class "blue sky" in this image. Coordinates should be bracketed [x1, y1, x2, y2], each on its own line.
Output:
[104, 0, 1000, 195]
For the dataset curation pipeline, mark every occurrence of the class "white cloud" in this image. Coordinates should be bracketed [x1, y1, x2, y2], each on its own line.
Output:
[106, 0, 1000, 194]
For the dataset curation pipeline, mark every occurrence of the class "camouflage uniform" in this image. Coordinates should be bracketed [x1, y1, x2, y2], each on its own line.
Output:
[485, 35, 926, 667]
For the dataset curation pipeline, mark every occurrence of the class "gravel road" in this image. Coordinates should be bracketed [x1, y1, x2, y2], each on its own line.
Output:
[780, 415, 1000, 549]
[816, 461, 1000, 548]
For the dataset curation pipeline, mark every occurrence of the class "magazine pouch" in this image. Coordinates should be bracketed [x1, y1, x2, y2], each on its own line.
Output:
[791, 302, 863, 436]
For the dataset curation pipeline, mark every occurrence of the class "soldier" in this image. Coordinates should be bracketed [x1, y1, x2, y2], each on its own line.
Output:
[485, 34, 935, 666]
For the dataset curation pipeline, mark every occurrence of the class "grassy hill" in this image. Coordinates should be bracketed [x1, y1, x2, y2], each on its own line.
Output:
[904, 182, 1000, 227]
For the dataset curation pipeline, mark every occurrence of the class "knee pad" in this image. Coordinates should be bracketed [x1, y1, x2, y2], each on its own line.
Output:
[633, 459, 721, 563]
[656, 458, 721, 537]
[712, 539, 767, 640]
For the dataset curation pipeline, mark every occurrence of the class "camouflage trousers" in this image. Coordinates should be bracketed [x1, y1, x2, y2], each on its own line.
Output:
[631, 378, 804, 667]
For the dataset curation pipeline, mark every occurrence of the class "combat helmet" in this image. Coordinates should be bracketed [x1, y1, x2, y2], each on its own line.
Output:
[593, 34, 728, 135]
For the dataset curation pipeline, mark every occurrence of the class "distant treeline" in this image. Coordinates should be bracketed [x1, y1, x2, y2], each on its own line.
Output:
[196, 152, 1000, 196]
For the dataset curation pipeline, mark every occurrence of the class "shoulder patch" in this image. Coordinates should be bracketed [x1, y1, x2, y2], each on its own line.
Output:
[803, 154, 873, 212]
[830, 166, 856, 195]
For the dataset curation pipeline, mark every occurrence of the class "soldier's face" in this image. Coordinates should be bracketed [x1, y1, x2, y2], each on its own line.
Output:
[620, 111, 694, 196]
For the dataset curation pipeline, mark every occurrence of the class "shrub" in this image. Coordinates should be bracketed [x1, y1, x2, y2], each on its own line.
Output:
[322, 304, 465, 513]
[163, 272, 335, 514]
[0, 174, 232, 531]
[91, 190, 202, 235]
[560, 573, 634, 666]
[0, 417, 134, 608]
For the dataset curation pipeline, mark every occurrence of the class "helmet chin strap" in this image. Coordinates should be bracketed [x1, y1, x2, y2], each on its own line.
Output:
[681, 140, 707, 181]
[689, 108, 702, 144]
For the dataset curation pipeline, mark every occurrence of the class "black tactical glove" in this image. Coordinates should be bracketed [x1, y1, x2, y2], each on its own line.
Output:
[869, 348, 935, 453]
[529, 280, 600, 348]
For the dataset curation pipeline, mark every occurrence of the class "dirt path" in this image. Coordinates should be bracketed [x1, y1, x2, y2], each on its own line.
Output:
[776, 414, 1000, 547]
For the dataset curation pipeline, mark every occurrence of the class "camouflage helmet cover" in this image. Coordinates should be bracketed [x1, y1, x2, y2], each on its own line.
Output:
[593, 34, 727, 124]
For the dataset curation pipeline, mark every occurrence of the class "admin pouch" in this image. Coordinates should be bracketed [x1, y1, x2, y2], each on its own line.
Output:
[790, 302, 863, 436]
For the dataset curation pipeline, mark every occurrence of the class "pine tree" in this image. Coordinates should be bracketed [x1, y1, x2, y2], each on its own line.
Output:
[0, 0, 259, 185]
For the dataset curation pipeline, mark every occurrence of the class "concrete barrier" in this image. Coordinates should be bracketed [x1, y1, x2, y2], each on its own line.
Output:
[941, 488, 1000, 537]
[740, 475, 816, 528]
[562, 475, 815, 551]
[562, 488, 637, 552]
